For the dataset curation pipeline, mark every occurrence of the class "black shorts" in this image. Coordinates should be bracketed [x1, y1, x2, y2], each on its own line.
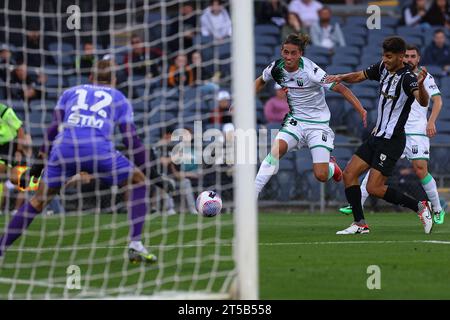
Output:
[0, 141, 17, 166]
[355, 134, 406, 177]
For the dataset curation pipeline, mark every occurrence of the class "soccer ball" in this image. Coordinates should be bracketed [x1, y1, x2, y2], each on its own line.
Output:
[196, 191, 222, 217]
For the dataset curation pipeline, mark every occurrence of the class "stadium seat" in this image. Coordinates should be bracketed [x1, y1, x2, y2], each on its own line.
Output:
[437, 107, 450, 121]
[439, 77, 450, 96]
[217, 42, 231, 59]
[380, 16, 400, 28]
[306, 45, 331, 58]
[254, 34, 278, 47]
[48, 42, 75, 66]
[295, 155, 313, 174]
[309, 55, 329, 68]
[254, 24, 280, 37]
[341, 25, 367, 37]
[423, 65, 446, 78]
[255, 54, 270, 68]
[333, 46, 360, 57]
[332, 148, 352, 160]
[326, 66, 353, 75]
[352, 87, 378, 99]
[331, 54, 359, 67]
[402, 35, 423, 47]
[396, 26, 423, 37]
[345, 16, 368, 27]
[68, 75, 89, 87]
[255, 44, 274, 58]
[345, 35, 366, 47]
[436, 120, 450, 134]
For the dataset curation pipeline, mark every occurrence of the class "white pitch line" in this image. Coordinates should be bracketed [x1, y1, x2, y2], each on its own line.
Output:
[3, 239, 450, 252]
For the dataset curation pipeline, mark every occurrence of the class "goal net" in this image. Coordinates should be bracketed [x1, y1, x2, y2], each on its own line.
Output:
[0, 0, 257, 299]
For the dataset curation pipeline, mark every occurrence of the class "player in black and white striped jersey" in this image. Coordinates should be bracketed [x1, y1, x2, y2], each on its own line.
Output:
[326, 36, 433, 235]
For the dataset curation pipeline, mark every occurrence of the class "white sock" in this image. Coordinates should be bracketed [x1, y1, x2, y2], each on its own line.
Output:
[255, 153, 279, 194]
[360, 171, 370, 208]
[327, 162, 335, 181]
[129, 241, 147, 254]
[421, 173, 442, 213]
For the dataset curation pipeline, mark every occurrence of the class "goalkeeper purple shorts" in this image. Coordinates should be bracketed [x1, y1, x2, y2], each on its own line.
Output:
[42, 144, 135, 188]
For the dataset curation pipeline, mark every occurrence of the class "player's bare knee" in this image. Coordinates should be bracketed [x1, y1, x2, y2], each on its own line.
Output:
[314, 170, 328, 182]
[413, 165, 427, 180]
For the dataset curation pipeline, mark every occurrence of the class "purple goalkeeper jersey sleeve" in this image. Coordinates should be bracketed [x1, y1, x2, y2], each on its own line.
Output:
[54, 84, 134, 149]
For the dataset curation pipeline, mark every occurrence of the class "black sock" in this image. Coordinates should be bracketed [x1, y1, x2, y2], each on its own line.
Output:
[383, 187, 419, 212]
[345, 185, 365, 223]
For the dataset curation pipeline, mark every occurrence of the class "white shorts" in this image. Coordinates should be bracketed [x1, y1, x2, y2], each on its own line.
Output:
[275, 114, 334, 163]
[402, 134, 430, 161]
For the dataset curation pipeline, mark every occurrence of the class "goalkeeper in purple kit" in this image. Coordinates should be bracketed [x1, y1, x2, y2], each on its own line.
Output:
[0, 60, 157, 263]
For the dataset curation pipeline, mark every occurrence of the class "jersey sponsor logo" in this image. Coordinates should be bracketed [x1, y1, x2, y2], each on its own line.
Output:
[412, 145, 418, 154]
[378, 153, 386, 167]
[296, 78, 304, 87]
[67, 113, 104, 129]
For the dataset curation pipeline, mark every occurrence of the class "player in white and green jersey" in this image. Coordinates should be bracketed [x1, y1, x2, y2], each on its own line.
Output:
[254, 33, 368, 198]
[339, 44, 446, 224]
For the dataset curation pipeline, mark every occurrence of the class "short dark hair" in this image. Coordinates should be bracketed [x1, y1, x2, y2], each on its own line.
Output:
[406, 44, 421, 56]
[434, 28, 445, 36]
[382, 36, 406, 54]
[283, 33, 311, 53]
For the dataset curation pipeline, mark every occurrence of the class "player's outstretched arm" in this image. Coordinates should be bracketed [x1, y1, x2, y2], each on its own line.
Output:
[326, 71, 366, 84]
[427, 94, 443, 137]
[414, 67, 430, 107]
[255, 76, 266, 93]
[332, 83, 367, 128]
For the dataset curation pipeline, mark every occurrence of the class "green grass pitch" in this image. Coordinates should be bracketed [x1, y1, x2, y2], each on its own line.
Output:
[0, 211, 449, 299]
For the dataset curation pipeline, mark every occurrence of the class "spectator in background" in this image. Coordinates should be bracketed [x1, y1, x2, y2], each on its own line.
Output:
[422, 29, 450, 74]
[9, 63, 46, 101]
[310, 7, 345, 50]
[159, 128, 199, 215]
[264, 83, 290, 123]
[169, 2, 198, 52]
[423, 0, 450, 28]
[288, 0, 323, 30]
[124, 34, 161, 78]
[200, 0, 232, 41]
[210, 90, 233, 129]
[0, 44, 16, 82]
[258, 0, 288, 26]
[17, 29, 45, 67]
[168, 53, 194, 88]
[400, 0, 430, 28]
[75, 42, 96, 76]
[190, 50, 220, 93]
[281, 12, 306, 41]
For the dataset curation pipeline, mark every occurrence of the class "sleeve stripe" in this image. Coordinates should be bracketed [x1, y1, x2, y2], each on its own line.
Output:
[431, 93, 441, 97]
[363, 70, 368, 79]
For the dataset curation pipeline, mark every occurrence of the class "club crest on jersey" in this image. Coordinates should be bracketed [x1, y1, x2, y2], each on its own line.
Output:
[412, 145, 418, 154]
[380, 153, 386, 161]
